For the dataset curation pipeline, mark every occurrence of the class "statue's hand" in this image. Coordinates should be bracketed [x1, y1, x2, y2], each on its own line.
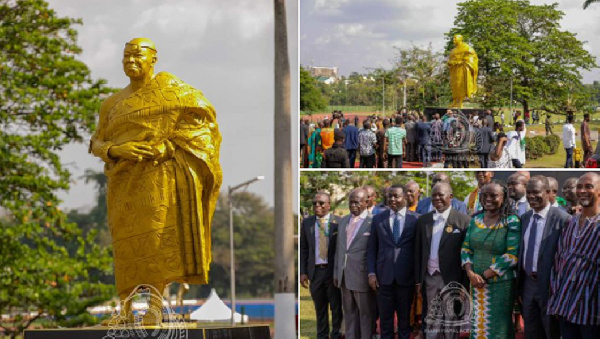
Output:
[151, 140, 175, 165]
[108, 142, 154, 162]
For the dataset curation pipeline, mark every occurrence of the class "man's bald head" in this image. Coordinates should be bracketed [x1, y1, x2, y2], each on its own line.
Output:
[363, 185, 376, 208]
[349, 188, 368, 216]
[432, 173, 450, 189]
[126, 37, 157, 53]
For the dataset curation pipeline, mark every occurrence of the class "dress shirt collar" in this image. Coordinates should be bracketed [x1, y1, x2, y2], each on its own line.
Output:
[533, 203, 550, 220]
[352, 209, 369, 221]
[316, 213, 331, 223]
[434, 206, 452, 221]
[518, 195, 528, 205]
[390, 207, 407, 218]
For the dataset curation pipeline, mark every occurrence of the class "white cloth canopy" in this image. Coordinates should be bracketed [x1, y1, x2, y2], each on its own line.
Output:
[189, 288, 249, 323]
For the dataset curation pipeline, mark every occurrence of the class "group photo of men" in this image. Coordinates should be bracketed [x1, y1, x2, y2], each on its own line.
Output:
[299, 170, 599, 339]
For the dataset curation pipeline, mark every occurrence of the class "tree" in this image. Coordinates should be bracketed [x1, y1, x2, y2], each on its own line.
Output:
[583, 0, 599, 9]
[300, 65, 327, 112]
[447, 0, 596, 113]
[208, 192, 276, 298]
[393, 44, 448, 109]
[0, 0, 114, 336]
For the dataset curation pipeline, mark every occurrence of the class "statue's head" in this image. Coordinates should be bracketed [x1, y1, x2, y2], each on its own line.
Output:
[123, 38, 157, 80]
[453, 34, 463, 46]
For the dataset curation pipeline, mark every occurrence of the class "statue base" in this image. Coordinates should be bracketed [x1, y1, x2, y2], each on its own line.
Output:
[24, 324, 271, 339]
[424, 107, 485, 119]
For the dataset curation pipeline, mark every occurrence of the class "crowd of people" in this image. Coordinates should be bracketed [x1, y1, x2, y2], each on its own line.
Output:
[300, 171, 599, 339]
[300, 109, 529, 169]
[300, 110, 596, 169]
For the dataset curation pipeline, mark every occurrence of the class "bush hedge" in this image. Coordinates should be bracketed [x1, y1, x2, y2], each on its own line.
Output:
[525, 134, 560, 160]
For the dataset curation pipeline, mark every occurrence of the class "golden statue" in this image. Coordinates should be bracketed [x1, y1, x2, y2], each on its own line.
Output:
[90, 38, 222, 324]
[448, 34, 478, 108]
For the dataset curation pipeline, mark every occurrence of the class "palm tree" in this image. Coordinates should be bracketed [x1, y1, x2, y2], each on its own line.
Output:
[583, 0, 599, 9]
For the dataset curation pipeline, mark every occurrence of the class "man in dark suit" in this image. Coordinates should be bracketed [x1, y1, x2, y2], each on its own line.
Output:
[367, 184, 419, 339]
[519, 175, 569, 339]
[416, 115, 432, 167]
[333, 188, 376, 339]
[476, 118, 495, 168]
[417, 173, 467, 215]
[300, 192, 343, 339]
[415, 183, 470, 338]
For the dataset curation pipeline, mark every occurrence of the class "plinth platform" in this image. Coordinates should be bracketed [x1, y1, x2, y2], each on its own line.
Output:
[24, 324, 271, 339]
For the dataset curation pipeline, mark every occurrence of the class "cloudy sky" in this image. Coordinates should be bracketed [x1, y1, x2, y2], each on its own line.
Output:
[301, 0, 600, 82]
[46, 0, 298, 210]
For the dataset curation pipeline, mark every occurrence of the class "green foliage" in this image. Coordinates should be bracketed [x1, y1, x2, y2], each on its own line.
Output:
[206, 192, 277, 299]
[300, 172, 476, 216]
[544, 134, 561, 154]
[393, 44, 450, 109]
[448, 0, 597, 114]
[525, 135, 561, 159]
[583, 0, 600, 9]
[300, 66, 327, 113]
[0, 0, 114, 336]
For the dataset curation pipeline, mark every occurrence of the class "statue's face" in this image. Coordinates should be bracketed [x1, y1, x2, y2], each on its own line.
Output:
[453, 35, 463, 45]
[122, 44, 156, 79]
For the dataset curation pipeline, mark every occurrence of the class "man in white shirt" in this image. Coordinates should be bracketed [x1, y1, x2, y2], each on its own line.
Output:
[506, 120, 526, 168]
[519, 176, 569, 339]
[508, 173, 530, 217]
[415, 183, 471, 338]
[562, 115, 576, 168]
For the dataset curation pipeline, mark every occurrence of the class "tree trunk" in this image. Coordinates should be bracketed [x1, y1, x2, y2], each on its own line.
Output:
[274, 0, 294, 337]
[522, 100, 529, 115]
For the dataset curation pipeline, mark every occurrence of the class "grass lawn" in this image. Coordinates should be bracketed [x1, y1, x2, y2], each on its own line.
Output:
[299, 285, 317, 339]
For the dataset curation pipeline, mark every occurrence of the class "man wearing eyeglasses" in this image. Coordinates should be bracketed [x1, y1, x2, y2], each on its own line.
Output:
[300, 192, 343, 339]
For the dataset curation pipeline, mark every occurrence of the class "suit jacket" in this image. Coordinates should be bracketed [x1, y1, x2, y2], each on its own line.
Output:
[414, 208, 470, 288]
[477, 127, 496, 154]
[300, 214, 340, 281]
[366, 209, 420, 286]
[416, 197, 467, 215]
[333, 213, 373, 292]
[518, 206, 569, 309]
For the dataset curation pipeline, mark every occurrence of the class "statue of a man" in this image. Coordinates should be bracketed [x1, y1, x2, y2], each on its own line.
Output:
[90, 38, 222, 324]
[448, 34, 478, 108]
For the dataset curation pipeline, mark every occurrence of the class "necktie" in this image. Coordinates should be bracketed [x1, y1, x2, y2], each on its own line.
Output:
[393, 213, 401, 243]
[318, 218, 328, 261]
[525, 214, 541, 275]
[347, 216, 359, 248]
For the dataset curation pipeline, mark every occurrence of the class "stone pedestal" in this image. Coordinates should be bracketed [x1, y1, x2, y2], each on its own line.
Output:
[24, 324, 271, 339]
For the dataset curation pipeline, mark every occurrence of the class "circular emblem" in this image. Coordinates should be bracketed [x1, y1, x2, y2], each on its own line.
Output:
[446, 226, 453, 233]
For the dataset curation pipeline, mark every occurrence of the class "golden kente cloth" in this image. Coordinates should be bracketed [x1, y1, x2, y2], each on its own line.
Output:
[93, 72, 222, 296]
[449, 43, 478, 100]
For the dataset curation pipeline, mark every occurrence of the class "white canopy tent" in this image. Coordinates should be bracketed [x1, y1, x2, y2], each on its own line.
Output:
[189, 288, 249, 323]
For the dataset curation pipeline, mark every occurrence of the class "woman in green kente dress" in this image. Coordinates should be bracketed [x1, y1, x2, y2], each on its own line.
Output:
[461, 180, 521, 339]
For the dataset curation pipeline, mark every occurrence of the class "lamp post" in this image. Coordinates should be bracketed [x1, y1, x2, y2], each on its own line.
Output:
[228, 175, 265, 326]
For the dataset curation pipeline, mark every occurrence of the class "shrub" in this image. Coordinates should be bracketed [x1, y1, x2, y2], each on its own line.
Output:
[545, 134, 561, 154]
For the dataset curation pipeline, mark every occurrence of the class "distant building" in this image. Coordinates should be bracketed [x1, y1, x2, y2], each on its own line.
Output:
[308, 66, 338, 84]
